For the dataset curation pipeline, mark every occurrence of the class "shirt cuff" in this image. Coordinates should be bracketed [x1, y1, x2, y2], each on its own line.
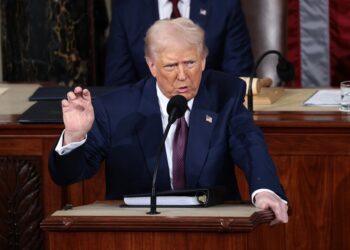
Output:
[55, 130, 87, 155]
[251, 188, 288, 206]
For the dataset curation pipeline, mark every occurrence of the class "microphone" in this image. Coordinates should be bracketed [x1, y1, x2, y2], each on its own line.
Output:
[147, 95, 188, 214]
[247, 50, 295, 112]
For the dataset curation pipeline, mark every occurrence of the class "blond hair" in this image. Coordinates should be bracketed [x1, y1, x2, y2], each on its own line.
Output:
[144, 17, 208, 60]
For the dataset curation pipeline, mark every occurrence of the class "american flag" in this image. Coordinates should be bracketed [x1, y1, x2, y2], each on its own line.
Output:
[205, 115, 213, 124]
[287, 0, 350, 87]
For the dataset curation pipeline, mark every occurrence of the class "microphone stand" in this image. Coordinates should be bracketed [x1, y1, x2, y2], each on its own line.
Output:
[146, 95, 187, 214]
[248, 50, 285, 112]
[147, 109, 178, 215]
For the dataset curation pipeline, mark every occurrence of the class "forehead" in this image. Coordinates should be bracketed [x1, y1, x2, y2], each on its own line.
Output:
[156, 43, 202, 62]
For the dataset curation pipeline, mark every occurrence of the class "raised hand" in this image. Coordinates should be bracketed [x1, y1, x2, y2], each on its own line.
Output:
[61, 86, 95, 145]
[254, 191, 289, 225]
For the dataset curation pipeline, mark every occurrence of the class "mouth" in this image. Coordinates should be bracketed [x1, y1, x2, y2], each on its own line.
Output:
[176, 86, 189, 93]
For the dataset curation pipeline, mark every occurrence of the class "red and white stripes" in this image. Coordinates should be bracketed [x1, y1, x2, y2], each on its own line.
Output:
[287, 0, 350, 87]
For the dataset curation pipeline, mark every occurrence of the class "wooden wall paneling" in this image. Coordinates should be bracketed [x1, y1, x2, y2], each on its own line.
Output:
[331, 156, 350, 250]
[40, 138, 65, 216]
[49, 232, 117, 250]
[265, 134, 350, 156]
[253, 115, 350, 250]
[0, 138, 42, 156]
[46, 231, 250, 250]
[82, 162, 106, 204]
[273, 156, 334, 250]
[248, 224, 286, 250]
[0, 157, 43, 249]
[63, 182, 85, 207]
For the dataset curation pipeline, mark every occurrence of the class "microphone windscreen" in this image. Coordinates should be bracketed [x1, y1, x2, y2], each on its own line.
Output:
[167, 95, 188, 123]
[277, 58, 295, 82]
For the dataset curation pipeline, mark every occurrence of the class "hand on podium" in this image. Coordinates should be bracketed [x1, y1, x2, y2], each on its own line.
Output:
[254, 191, 289, 225]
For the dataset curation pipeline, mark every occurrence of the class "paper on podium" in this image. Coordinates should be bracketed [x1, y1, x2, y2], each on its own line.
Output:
[303, 89, 340, 106]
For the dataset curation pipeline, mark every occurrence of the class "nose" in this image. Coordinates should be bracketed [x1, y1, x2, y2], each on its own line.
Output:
[177, 64, 187, 81]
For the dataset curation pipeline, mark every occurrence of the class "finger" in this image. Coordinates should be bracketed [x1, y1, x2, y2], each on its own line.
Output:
[61, 99, 69, 107]
[82, 88, 92, 101]
[270, 202, 288, 224]
[279, 204, 289, 223]
[73, 86, 83, 94]
[67, 91, 77, 101]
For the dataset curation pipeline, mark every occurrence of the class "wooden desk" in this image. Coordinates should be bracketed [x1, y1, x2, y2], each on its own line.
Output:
[41, 201, 280, 250]
[0, 85, 349, 250]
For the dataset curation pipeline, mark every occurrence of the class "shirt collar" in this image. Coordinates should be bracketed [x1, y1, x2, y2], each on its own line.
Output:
[158, 0, 169, 7]
[156, 83, 193, 123]
[158, 0, 191, 7]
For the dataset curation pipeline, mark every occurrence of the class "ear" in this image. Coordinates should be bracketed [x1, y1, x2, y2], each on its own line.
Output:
[145, 56, 157, 77]
[201, 58, 206, 71]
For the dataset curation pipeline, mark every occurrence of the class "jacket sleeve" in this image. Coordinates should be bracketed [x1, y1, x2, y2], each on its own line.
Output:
[227, 84, 287, 201]
[48, 98, 110, 185]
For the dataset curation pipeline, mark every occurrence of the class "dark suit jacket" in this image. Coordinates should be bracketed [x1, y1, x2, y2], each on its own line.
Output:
[104, 0, 254, 86]
[49, 70, 286, 201]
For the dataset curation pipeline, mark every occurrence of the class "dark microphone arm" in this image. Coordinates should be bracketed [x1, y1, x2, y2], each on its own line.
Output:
[147, 95, 188, 215]
[247, 50, 294, 112]
[147, 120, 173, 215]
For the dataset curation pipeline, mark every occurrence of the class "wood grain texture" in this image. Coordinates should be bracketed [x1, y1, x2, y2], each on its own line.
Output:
[46, 231, 250, 250]
[41, 202, 280, 250]
[0, 157, 43, 250]
[41, 204, 275, 233]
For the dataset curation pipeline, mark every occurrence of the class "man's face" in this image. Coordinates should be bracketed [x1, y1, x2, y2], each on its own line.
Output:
[146, 43, 206, 100]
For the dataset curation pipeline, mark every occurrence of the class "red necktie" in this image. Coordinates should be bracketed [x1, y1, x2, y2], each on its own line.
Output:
[170, 0, 181, 18]
[172, 117, 188, 189]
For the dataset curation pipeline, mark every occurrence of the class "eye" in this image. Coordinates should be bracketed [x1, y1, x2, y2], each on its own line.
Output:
[185, 60, 196, 68]
[164, 63, 177, 71]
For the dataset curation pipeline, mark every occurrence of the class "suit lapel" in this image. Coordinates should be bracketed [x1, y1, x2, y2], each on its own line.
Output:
[190, 0, 210, 28]
[136, 78, 171, 190]
[185, 76, 217, 188]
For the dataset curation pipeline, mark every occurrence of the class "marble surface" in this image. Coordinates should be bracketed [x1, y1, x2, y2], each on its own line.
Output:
[1, 0, 90, 85]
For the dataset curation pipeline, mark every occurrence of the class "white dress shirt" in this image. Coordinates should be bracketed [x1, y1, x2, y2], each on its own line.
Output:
[158, 0, 190, 19]
[156, 84, 193, 189]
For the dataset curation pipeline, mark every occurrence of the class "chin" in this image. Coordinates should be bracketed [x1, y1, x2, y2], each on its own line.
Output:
[174, 91, 194, 100]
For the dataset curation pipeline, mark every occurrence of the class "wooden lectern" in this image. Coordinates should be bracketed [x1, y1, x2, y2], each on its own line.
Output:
[41, 201, 284, 250]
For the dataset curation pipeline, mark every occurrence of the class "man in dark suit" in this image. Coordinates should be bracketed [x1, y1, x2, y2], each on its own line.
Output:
[104, 0, 254, 86]
[50, 18, 288, 224]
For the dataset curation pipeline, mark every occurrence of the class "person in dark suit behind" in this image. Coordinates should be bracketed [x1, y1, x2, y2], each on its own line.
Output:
[49, 18, 288, 224]
[104, 0, 254, 86]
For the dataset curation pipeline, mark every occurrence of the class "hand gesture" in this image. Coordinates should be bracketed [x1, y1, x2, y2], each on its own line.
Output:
[254, 191, 289, 225]
[61, 86, 95, 145]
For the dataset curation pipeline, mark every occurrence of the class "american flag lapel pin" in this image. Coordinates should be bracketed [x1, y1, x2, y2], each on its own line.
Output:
[200, 8, 207, 16]
[205, 115, 213, 123]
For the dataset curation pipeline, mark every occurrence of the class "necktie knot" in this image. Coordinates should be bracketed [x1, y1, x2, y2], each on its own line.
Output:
[170, 0, 181, 19]
[172, 117, 188, 189]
